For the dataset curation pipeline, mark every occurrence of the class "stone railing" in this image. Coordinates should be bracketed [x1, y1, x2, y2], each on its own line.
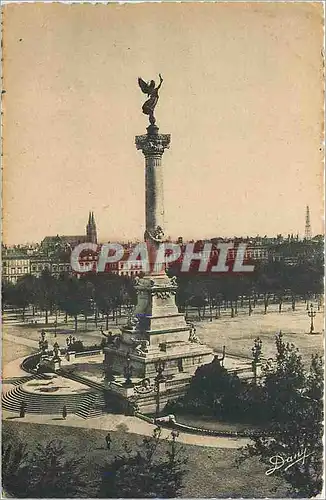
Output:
[20, 353, 41, 374]
[74, 349, 102, 358]
[135, 413, 155, 424]
[168, 420, 263, 438]
[134, 412, 265, 439]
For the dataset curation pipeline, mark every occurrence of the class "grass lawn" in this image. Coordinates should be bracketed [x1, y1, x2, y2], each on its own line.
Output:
[2, 421, 288, 498]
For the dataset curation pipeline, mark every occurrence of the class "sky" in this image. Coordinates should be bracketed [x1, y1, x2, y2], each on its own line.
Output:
[2, 2, 324, 244]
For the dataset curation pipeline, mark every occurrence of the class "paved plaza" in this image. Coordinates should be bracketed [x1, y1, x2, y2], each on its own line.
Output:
[197, 301, 324, 365]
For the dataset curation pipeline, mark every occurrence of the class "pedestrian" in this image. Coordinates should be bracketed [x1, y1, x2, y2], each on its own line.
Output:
[105, 432, 112, 451]
[20, 400, 26, 418]
[62, 404, 67, 420]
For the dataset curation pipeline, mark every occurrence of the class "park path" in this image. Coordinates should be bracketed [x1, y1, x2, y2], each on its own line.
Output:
[2, 410, 251, 449]
[2, 356, 34, 380]
[3, 332, 39, 349]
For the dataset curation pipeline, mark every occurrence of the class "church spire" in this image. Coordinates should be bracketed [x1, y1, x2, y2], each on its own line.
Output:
[86, 211, 97, 244]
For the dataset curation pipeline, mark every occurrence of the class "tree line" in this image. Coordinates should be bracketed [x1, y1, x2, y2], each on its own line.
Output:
[2, 257, 323, 329]
[170, 259, 323, 320]
[2, 271, 137, 332]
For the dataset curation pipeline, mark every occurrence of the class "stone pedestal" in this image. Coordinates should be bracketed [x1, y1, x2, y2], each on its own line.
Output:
[39, 356, 62, 373]
[104, 272, 213, 382]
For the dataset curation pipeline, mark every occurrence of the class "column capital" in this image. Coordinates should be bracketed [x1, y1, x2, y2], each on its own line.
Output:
[135, 132, 171, 157]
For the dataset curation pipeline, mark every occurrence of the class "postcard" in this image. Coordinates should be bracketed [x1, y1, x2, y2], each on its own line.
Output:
[2, 2, 324, 498]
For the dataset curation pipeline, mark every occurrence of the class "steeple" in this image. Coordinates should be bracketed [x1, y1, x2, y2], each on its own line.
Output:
[86, 211, 97, 244]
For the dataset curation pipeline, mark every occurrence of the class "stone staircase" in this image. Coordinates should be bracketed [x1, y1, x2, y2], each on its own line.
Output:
[2, 385, 87, 415]
[2, 375, 36, 386]
[59, 370, 129, 414]
[76, 392, 106, 419]
[2, 370, 108, 419]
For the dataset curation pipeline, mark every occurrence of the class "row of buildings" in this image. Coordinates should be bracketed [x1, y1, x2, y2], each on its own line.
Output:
[2, 212, 323, 283]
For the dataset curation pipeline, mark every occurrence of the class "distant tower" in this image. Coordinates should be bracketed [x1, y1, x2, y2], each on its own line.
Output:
[304, 205, 312, 240]
[86, 211, 97, 243]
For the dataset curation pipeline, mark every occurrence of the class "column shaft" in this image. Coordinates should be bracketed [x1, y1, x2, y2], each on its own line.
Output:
[145, 154, 164, 235]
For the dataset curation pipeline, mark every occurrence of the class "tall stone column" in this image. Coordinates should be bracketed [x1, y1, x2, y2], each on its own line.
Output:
[136, 124, 171, 274]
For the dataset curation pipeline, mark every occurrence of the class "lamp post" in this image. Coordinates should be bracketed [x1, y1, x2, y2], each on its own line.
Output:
[54, 320, 57, 338]
[308, 303, 317, 334]
[251, 337, 262, 385]
[39, 330, 47, 355]
[53, 341, 60, 360]
[124, 353, 133, 386]
[154, 358, 166, 417]
[248, 296, 253, 316]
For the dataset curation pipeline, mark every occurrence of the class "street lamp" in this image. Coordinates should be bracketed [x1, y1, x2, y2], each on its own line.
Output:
[124, 353, 133, 386]
[251, 337, 262, 385]
[53, 341, 60, 360]
[308, 303, 317, 334]
[39, 330, 48, 355]
[154, 358, 166, 417]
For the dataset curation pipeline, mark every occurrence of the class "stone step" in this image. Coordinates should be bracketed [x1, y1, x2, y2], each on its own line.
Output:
[2, 375, 35, 386]
[76, 392, 106, 419]
[2, 385, 93, 414]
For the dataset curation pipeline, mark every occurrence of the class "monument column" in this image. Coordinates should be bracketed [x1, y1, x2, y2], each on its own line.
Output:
[103, 75, 214, 411]
[136, 124, 171, 273]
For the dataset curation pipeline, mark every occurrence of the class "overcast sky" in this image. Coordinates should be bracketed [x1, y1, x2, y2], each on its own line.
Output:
[3, 2, 324, 244]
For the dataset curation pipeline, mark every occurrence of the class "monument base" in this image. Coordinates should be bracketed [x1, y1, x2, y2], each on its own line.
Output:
[103, 273, 214, 412]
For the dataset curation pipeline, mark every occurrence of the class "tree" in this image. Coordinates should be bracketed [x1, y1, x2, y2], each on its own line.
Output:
[2, 441, 30, 497]
[78, 277, 95, 331]
[10, 278, 32, 321]
[168, 356, 248, 421]
[239, 333, 324, 498]
[2, 438, 85, 498]
[94, 275, 123, 329]
[2, 281, 16, 311]
[36, 270, 58, 324]
[99, 427, 187, 498]
[27, 440, 86, 498]
[57, 277, 84, 332]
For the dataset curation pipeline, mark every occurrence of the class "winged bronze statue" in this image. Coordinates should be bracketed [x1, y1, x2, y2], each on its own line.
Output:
[138, 74, 163, 125]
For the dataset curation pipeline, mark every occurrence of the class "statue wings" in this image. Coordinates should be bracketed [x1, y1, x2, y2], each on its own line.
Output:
[138, 77, 154, 95]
